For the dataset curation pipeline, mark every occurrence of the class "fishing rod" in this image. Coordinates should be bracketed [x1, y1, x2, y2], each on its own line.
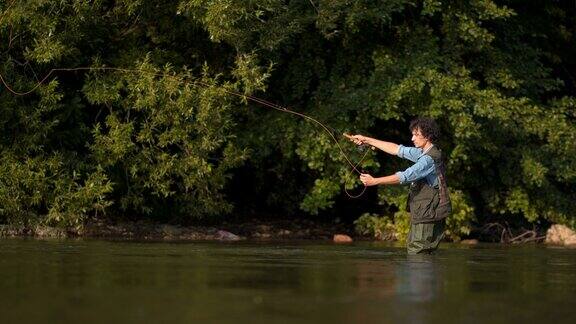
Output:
[0, 65, 374, 197]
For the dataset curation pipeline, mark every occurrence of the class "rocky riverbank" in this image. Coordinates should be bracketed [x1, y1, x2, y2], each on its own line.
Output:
[0, 219, 356, 242]
[2, 220, 575, 247]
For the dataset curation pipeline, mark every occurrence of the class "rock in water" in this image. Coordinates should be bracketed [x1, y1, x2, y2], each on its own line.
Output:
[216, 230, 241, 241]
[546, 224, 576, 246]
[333, 234, 353, 243]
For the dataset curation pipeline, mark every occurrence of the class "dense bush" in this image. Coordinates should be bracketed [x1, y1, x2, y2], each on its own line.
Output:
[0, 1, 574, 238]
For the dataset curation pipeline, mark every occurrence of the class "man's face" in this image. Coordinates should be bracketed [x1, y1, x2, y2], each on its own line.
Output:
[411, 128, 428, 149]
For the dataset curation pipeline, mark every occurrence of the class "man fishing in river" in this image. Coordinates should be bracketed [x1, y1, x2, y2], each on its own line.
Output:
[345, 117, 451, 254]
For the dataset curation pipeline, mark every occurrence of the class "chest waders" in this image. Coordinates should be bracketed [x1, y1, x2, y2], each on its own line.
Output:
[406, 146, 452, 254]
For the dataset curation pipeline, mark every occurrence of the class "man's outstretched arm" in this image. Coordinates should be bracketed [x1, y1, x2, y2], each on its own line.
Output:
[344, 134, 399, 156]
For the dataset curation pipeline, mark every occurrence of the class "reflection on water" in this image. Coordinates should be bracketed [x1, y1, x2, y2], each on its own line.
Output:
[397, 255, 439, 303]
[0, 239, 575, 324]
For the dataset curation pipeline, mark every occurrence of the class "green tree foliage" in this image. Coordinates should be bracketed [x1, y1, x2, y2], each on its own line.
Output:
[0, 0, 249, 225]
[83, 62, 247, 219]
[0, 0, 574, 237]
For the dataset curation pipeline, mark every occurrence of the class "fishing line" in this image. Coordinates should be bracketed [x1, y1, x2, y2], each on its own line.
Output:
[0, 65, 372, 197]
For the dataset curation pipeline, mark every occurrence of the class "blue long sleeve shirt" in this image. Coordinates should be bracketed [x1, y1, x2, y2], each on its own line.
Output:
[395, 145, 438, 186]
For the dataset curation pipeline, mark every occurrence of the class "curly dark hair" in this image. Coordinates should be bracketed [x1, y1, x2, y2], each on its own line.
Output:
[409, 117, 440, 143]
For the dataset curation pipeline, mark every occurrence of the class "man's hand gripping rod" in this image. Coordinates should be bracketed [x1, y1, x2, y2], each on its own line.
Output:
[343, 133, 376, 151]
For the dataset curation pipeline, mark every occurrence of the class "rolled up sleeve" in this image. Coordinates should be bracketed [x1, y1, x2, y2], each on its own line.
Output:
[396, 171, 407, 184]
[396, 155, 435, 184]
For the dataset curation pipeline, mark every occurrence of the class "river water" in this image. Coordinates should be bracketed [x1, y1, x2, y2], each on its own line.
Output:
[0, 238, 575, 324]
